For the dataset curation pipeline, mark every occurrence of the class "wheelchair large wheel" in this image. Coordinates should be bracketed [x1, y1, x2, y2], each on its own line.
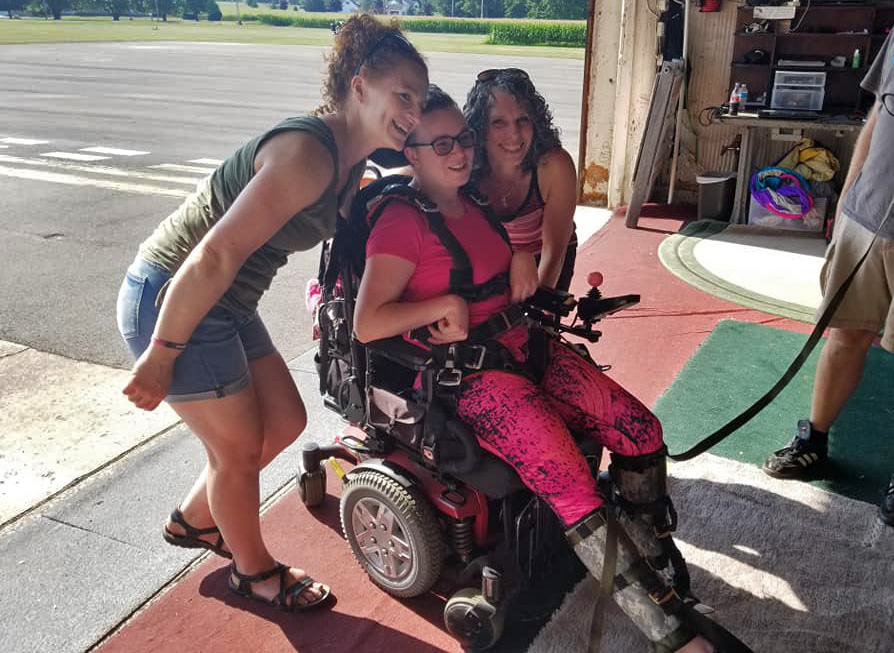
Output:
[340, 469, 443, 598]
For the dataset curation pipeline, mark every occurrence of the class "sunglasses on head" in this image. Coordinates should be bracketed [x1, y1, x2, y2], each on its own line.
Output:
[476, 68, 530, 83]
[405, 129, 477, 156]
[354, 31, 416, 76]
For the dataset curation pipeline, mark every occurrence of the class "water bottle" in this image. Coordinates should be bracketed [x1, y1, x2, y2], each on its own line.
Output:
[852, 48, 862, 69]
[729, 83, 741, 116]
[739, 83, 749, 109]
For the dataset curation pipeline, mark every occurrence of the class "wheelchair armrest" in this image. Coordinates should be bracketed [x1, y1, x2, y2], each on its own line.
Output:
[525, 286, 577, 317]
[576, 294, 640, 322]
[365, 336, 433, 370]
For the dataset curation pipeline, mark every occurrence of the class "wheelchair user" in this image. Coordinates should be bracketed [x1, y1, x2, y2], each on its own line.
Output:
[353, 84, 716, 653]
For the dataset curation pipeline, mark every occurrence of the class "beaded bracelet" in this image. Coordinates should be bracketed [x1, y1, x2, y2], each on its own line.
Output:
[151, 336, 187, 351]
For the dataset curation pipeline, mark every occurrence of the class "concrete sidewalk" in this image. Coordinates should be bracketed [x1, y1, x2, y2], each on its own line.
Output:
[0, 342, 343, 653]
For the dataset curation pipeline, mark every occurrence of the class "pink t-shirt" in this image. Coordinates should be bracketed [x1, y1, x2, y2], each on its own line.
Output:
[366, 197, 514, 327]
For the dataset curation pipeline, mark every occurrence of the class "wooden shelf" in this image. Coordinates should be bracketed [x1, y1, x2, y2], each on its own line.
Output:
[730, 3, 887, 113]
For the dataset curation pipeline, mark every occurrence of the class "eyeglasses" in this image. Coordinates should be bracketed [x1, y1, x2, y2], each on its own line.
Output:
[882, 93, 894, 117]
[354, 32, 416, 76]
[405, 129, 477, 156]
[476, 68, 530, 83]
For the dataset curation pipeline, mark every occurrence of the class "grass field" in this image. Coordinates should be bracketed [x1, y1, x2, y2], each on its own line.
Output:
[0, 16, 584, 58]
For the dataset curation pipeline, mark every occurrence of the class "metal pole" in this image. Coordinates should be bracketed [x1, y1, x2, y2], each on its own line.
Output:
[235, 0, 241, 24]
[667, 0, 690, 204]
[480, 0, 484, 18]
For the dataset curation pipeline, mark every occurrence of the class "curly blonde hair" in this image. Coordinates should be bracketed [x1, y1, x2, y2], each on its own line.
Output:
[316, 14, 427, 115]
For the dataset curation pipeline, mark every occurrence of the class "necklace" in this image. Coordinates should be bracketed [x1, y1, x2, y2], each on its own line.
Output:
[497, 175, 521, 209]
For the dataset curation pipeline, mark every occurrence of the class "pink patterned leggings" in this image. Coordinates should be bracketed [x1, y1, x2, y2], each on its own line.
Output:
[455, 340, 663, 528]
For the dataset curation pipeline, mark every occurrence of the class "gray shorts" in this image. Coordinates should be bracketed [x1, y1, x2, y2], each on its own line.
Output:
[816, 213, 894, 352]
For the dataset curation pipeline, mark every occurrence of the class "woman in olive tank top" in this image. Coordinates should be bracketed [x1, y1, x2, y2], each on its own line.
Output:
[116, 14, 428, 612]
[464, 69, 579, 292]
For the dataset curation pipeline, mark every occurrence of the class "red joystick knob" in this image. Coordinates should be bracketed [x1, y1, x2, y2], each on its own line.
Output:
[587, 272, 604, 288]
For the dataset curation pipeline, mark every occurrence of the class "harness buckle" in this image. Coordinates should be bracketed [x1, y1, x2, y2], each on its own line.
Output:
[649, 587, 678, 607]
[437, 367, 463, 387]
[498, 310, 514, 331]
[464, 344, 488, 371]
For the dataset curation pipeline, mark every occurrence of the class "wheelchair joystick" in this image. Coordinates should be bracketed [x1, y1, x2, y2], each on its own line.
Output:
[586, 271, 604, 291]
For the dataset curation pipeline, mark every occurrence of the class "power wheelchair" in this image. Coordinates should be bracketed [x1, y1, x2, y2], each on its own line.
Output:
[296, 175, 645, 650]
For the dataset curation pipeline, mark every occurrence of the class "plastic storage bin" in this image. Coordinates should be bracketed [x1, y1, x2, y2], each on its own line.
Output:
[748, 197, 828, 232]
[771, 85, 825, 111]
[773, 70, 826, 87]
[696, 172, 737, 222]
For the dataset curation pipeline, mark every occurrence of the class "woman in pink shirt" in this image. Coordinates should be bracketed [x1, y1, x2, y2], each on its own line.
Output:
[464, 69, 578, 291]
[353, 85, 715, 653]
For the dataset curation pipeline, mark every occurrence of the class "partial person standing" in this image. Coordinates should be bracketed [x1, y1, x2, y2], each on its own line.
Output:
[116, 14, 428, 610]
[464, 68, 579, 291]
[762, 31, 894, 527]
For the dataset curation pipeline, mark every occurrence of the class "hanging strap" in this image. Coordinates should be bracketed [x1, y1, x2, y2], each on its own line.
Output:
[669, 198, 894, 461]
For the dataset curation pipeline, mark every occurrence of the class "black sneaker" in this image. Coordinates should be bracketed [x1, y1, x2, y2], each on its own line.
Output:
[880, 476, 894, 527]
[762, 419, 828, 479]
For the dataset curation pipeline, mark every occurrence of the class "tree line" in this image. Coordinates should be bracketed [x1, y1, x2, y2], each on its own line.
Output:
[311, 0, 586, 19]
[3, 0, 221, 20]
[2, 0, 585, 21]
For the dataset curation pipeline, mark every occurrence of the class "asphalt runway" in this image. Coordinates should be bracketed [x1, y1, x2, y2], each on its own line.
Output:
[0, 41, 583, 369]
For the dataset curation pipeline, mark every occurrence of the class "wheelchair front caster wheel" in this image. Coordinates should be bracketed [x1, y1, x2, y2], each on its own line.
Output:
[444, 587, 505, 651]
[298, 468, 327, 508]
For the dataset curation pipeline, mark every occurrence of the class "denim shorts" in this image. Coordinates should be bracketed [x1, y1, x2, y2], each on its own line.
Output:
[116, 257, 276, 402]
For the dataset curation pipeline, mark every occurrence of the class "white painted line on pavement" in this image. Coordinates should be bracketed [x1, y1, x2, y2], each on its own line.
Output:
[150, 163, 217, 174]
[0, 165, 190, 198]
[0, 137, 50, 145]
[42, 151, 111, 162]
[188, 158, 223, 166]
[0, 145, 7, 149]
[80, 146, 150, 156]
[0, 154, 200, 185]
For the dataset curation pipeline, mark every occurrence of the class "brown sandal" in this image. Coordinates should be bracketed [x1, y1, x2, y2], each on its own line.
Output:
[162, 508, 231, 559]
[228, 562, 331, 612]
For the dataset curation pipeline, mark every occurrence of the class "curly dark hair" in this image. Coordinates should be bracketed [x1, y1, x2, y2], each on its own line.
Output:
[463, 71, 562, 180]
[316, 14, 427, 115]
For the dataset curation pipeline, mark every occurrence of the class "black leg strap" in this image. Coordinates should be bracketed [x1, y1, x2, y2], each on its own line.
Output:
[566, 509, 608, 547]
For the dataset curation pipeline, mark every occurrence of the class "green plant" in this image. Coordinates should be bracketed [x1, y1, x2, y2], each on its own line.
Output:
[487, 21, 584, 47]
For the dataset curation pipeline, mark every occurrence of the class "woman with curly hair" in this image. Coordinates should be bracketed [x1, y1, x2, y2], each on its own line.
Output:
[116, 14, 427, 612]
[464, 68, 578, 291]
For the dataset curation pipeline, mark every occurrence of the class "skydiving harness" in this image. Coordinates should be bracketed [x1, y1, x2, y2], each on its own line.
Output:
[350, 177, 545, 403]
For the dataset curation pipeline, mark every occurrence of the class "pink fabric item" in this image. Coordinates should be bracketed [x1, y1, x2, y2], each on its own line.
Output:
[366, 197, 513, 328]
[456, 340, 664, 528]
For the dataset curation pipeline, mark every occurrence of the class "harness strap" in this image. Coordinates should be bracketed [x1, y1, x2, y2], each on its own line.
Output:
[468, 305, 526, 342]
[364, 181, 513, 303]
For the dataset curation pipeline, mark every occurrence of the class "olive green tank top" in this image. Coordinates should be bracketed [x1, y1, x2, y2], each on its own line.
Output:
[139, 116, 364, 315]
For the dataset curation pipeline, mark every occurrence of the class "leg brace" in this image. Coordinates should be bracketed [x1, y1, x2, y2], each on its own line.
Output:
[609, 448, 694, 601]
[566, 510, 695, 652]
